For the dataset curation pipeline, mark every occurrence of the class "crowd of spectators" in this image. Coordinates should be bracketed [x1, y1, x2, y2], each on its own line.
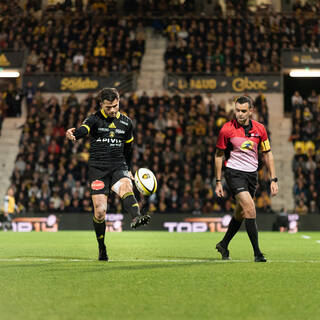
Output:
[163, 9, 320, 74]
[292, 0, 320, 14]
[10, 89, 272, 215]
[290, 90, 320, 214]
[2, 0, 320, 78]
[0, 1, 146, 74]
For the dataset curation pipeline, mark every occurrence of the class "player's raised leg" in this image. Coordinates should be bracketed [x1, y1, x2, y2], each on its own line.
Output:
[236, 191, 266, 262]
[92, 194, 108, 261]
[112, 177, 150, 229]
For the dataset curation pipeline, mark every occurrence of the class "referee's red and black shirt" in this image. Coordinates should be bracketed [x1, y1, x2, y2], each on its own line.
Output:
[216, 119, 271, 172]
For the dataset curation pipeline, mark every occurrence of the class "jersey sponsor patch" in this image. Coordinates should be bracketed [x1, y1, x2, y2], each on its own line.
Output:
[91, 180, 105, 190]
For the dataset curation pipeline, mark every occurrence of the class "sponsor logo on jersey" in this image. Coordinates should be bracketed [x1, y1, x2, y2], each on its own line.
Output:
[96, 137, 122, 143]
[109, 123, 116, 128]
[109, 132, 115, 138]
[120, 120, 129, 126]
[98, 128, 109, 132]
[91, 180, 105, 190]
[240, 140, 254, 151]
[115, 129, 125, 134]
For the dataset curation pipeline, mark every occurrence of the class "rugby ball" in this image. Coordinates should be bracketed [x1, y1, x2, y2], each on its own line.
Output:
[134, 168, 157, 196]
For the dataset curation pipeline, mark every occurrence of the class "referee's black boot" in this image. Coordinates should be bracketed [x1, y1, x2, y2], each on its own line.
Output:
[130, 214, 151, 229]
[98, 245, 109, 261]
[254, 253, 267, 262]
[216, 242, 231, 260]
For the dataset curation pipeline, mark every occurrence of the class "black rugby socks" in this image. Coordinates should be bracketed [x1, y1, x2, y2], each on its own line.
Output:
[93, 216, 106, 248]
[221, 216, 243, 248]
[245, 218, 261, 256]
[122, 192, 140, 218]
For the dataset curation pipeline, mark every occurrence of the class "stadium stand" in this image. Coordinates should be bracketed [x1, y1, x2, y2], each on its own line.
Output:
[10, 90, 272, 215]
[163, 11, 320, 74]
[0, 2, 146, 74]
[290, 89, 320, 214]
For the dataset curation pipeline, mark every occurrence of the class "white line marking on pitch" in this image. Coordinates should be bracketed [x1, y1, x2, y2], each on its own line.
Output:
[0, 258, 320, 263]
[316, 240, 320, 244]
[301, 235, 311, 239]
[114, 259, 250, 263]
[0, 258, 94, 262]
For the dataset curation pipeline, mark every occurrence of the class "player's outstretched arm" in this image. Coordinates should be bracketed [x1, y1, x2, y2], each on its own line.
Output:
[66, 125, 90, 141]
[66, 128, 76, 141]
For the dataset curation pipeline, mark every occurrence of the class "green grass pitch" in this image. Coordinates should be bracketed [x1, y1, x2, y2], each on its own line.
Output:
[0, 231, 319, 320]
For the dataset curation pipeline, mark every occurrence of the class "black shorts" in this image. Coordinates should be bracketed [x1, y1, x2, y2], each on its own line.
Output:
[88, 166, 131, 195]
[224, 167, 258, 198]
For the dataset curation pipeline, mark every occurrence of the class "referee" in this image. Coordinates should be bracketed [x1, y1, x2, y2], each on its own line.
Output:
[66, 88, 150, 261]
[215, 96, 278, 262]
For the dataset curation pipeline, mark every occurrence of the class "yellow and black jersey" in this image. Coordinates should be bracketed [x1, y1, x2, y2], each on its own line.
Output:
[3, 195, 16, 214]
[74, 110, 134, 169]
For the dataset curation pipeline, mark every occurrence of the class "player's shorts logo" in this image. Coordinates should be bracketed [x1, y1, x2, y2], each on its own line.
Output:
[91, 180, 105, 190]
[240, 140, 254, 151]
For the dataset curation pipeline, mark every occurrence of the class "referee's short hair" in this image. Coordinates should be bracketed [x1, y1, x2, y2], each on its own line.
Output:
[97, 88, 120, 104]
[235, 96, 253, 109]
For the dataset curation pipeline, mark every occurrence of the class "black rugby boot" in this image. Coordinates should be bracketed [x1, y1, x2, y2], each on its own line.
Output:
[130, 214, 151, 229]
[254, 253, 267, 262]
[98, 245, 109, 261]
[216, 242, 231, 260]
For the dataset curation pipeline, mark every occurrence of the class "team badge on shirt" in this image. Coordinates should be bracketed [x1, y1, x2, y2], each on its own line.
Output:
[240, 140, 254, 151]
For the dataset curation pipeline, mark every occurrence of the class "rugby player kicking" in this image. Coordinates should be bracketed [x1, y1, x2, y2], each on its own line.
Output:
[66, 88, 150, 261]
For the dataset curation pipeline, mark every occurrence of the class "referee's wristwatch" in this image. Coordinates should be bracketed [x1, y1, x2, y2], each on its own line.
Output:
[270, 177, 278, 183]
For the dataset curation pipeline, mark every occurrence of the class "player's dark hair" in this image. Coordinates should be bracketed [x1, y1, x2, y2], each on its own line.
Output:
[97, 88, 120, 105]
[235, 96, 253, 109]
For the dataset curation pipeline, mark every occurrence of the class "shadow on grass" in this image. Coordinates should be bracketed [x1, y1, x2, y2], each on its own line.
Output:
[62, 261, 210, 273]
[0, 255, 217, 272]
